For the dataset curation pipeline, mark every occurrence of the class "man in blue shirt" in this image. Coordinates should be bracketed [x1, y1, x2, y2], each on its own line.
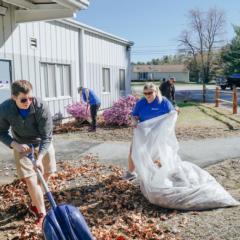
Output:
[78, 86, 101, 132]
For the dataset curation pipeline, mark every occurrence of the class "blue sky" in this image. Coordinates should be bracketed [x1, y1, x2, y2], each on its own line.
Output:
[76, 0, 240, 63]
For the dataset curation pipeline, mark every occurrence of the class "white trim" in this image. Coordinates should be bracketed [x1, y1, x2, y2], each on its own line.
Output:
[43, 97, 58, 101]
[61, 19, 134, 46]
[3, 0, 34, 9]
[79, 28, 86, 87]
[3, 0, 89, 10]
[55, 96, 72, 100]
[55, 0, 89, 10]
[15, 9, 74, 23]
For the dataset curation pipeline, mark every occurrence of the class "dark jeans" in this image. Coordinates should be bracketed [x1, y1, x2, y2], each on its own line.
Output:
[90, 104, 100, 129]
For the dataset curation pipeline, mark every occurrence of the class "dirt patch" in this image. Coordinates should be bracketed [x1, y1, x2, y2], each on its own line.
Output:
[53, 123, 240, 142]
[164, 159, 240, 240]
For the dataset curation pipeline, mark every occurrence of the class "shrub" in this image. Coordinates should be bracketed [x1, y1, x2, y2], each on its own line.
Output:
[103, 95, 138, 126]
[66, 102, 90, 121]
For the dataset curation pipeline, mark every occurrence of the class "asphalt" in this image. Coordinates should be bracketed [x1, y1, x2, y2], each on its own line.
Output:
[1, 135, 240, 185]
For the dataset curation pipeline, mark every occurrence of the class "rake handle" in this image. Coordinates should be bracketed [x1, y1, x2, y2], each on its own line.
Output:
[27, 145, 57, 209]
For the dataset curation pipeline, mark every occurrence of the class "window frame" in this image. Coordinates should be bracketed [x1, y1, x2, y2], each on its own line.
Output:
[102, 67, 111, 93]
[119, 69, 126, 91]
[41, 62, 72, 100]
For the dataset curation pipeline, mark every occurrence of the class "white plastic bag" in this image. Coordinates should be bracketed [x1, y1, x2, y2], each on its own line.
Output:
[132, 111, 239, 210]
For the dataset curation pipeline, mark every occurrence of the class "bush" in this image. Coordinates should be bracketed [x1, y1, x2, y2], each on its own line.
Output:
[66, 102, 90, 121]
[103, 95, 138, 126]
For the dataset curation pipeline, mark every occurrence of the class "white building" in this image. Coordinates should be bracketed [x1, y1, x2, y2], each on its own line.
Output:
[0, 0, 133, 118]
[132, 64, 189, 82]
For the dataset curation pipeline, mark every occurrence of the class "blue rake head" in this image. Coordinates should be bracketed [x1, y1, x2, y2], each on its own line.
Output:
[43, 204, 94, 240]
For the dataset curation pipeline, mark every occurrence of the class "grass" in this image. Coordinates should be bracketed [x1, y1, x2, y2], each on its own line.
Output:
[177, 101, 198, 108]
[176, 102, 226, 128]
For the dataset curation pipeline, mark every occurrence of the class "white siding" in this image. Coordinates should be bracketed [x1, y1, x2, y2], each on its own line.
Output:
[84, 31, 129, 109]
[0, 3, 79, 117]
[0, 2, 132, 116]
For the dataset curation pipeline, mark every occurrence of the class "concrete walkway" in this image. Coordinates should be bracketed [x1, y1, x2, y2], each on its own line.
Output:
[1, 136, 240, 185]
[82, 136, 240, 168]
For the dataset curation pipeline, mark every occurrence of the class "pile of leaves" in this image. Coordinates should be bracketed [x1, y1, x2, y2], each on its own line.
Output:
[0, 155, 183, 240]
[103, 95, 138, 126]
[66, 102, 91, 121]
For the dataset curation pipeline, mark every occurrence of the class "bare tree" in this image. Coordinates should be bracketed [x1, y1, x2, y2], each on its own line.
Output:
[179, 8, 225, 102]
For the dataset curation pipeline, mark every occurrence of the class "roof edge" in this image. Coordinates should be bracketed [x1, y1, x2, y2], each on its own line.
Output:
[61, 18, 134, 46]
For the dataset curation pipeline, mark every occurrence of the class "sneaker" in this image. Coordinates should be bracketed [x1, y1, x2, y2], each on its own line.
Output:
[35, 213, 45, 228]
[29, 205, 39, 217]
[88, 127, 96, 132]
[122, 171, 137, 181]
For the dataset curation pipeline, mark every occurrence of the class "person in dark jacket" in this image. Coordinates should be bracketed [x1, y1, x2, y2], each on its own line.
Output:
[78, 86, 101, 132]
[0, 80, 56, 228]
[159, 77, 176, 106]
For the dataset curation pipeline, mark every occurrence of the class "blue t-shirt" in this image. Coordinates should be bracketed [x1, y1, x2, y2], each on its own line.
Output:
[82, 88, 101, 106]
[18, 108, 30, 118]
[132, 97, 174, 122]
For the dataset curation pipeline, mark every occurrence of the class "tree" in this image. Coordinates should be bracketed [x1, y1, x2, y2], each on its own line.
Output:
[179, 8, 226, 102]
[220, 25, 240, 75]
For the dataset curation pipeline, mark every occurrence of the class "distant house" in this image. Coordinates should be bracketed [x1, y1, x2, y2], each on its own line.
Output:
[131, 64, 189, 82]
[0, 0, 133, 118]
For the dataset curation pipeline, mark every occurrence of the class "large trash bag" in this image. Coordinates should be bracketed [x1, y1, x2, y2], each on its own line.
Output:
[132, 111, 239, 210]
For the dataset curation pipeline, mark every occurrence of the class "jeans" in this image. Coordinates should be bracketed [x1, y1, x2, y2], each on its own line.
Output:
[90, 104, 100, 129]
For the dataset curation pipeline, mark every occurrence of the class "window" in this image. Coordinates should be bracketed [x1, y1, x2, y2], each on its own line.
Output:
[41, 63, 71, 98]
[119, 69, 126, 91]
[42, 63, 56, 98]
[57, 65, 71, 96]
[102, 68, 110, 92]
[139, 72, 148, 80]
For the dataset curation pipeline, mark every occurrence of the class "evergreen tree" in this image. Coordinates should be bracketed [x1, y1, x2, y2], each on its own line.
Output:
[221, 25, 240, 75]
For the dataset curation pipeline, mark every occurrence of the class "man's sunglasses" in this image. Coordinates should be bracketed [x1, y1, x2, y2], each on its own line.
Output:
[143, 91, 153, 96]
[20, 97, 33, 103]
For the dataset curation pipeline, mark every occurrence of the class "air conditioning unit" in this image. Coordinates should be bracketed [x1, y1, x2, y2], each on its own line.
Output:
[0, 6, 8, 16]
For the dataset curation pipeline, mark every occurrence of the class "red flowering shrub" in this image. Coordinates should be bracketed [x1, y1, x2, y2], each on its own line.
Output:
[103, 95, 138, 126]
[66, 102, 90, 121]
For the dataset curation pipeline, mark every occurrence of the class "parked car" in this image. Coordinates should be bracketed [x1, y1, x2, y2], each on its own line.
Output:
[216, 74, 240, 90]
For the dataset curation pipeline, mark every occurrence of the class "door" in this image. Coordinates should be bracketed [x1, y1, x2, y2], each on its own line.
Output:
[0, 60, 12, 103]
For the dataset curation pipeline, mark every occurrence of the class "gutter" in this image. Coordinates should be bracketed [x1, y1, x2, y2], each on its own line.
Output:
[61, 18, 134, 46]
[54, 0, 89, 10]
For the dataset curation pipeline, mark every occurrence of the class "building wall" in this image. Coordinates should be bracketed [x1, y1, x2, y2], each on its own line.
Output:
[0, 2, 132, 117]
[0, 2, 79, 117]
[84, 31, 130, 109]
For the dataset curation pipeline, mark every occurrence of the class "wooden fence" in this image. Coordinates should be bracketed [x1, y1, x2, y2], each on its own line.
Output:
[215, 86, 238, 114]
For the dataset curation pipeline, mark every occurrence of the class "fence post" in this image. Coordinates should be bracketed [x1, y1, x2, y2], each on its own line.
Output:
[215, 87, 220, 107]
[232, 86, 238, 114]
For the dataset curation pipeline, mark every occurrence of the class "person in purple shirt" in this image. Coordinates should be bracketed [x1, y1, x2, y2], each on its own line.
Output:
[78, 86, 101, 132]
[123, 82, 175, 180]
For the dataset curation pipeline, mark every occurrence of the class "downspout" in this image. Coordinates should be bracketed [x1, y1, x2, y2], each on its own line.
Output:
[79, 28, 86, 88]
[126, 45, 132, 95]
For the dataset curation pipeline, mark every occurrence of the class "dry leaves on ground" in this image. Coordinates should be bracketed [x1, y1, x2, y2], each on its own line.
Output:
[0, 155, 183, 240]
